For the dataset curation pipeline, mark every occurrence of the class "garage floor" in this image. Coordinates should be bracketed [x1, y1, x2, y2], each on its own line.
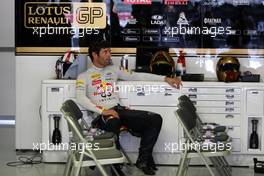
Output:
[0, 125, 256, 176]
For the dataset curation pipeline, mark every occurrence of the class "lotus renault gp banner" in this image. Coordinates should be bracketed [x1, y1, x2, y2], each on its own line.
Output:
[16, 0, 264, 54]
[16, 0, 108, 53]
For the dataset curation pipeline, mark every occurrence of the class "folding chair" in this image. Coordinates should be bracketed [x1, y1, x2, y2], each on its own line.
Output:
[178, 95, 232, 174]
[64, 99, 133, 167]
[61, 100, 127, 176]
[175, 108, 232, 176]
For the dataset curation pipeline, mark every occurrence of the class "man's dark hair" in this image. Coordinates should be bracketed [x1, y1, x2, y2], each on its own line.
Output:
[88, 40, 110, 61]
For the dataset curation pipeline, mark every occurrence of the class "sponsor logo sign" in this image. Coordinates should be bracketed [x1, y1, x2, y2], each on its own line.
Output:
[124, 0, 152, 5]
[151, 15, 166, 26]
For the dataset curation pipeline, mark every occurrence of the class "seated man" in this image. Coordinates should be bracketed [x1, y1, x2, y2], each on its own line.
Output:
[76, 40, 181, 175]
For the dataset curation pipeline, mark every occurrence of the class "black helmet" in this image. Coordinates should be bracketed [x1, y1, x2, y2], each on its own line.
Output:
[150, 51, 175, 77]
[216, 56, 240, 82]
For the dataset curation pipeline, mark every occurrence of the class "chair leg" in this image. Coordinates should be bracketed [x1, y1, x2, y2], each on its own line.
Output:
[220, 156, 232, 174]
[183, 158, 191, 176]
[176, 148, 188, 176]
[218, 156, 232, 176]
[63, 154, 73, 176]
[110, 165, 120, 176]
[195, 150, 215, 176]
[74, 152, 84, 176]
[119, 144, 133, 166]
[210, 157, 225, 176]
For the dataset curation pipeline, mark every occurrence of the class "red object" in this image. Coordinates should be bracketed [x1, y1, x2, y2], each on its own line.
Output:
[176, 51, 186, 76]
[178, 51, 186, 68]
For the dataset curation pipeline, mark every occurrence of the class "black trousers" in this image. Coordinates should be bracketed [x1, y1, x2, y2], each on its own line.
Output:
[103, 105, 163, 161]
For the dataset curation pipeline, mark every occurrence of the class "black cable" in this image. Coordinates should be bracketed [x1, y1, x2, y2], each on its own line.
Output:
[6, 154, 42, 167]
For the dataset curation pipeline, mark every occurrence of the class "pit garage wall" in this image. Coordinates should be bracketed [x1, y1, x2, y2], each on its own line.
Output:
[0, 0, 15, 117]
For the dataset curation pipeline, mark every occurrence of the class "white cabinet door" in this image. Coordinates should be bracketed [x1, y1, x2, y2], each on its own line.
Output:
[120, 106, 179, 153]
[246, 90, 264, 116]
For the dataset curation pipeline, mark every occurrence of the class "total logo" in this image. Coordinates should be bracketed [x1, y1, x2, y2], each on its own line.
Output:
[124, 0, 152, 5]
[151, 15, 166, 26]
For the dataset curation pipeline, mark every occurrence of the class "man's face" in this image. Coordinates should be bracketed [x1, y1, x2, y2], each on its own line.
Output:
[94, 48, 112, 67]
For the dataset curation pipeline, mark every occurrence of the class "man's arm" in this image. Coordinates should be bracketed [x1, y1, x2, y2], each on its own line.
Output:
[75, 77, 104, 114]
[117, 68, 165, 81]
[116, 67, 181, 88]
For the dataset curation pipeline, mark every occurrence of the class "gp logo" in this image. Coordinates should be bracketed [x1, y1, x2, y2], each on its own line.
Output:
[73, 3, 106, 29]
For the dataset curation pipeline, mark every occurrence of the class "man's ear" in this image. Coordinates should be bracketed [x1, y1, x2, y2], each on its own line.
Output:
[92, 52, 98, 60]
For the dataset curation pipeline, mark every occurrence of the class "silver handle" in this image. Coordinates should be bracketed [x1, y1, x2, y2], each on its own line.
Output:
[51, 88, 60, 92]
[225, 108, 234, 112]
[226, 88, 234, 93]
[226, 95, 234, 99]
[188, 94, 197, 99]
[137, 92, 145, 96]
[225, 114, 234, 118]
[164, 93, 172, 96]
[188, 88, 197, 92]
[165, 87, 172, 91]
[228, 126, 234, 130]
[226, 101, 234, 105]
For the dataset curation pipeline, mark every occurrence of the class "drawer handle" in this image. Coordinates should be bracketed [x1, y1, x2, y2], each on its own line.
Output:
[164, 93, 172, 96]
[225, 114, 234, 118]
[228, 126, 234, 130]
[226, 88, 234, 93]
[188, 94, 197, 99]
[51, 87, 60, 92]
[251, 91, 259, 94]
[137, 92, 145, 96]
[188, 88, 197, 92]
[226, 95, 234, 99]
[165, 87, 172, 91]
[226, 101, 234, 105]
[225, 108, 234, 112]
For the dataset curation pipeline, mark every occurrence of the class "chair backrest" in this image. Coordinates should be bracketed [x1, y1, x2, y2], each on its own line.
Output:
[63, 99, 83, 120]
[178, 95, 197, 111]
[178, 101, 197, 118]
[176, 108, 196, 131]
[61, 100, 85, 141]
[178, 95, 204, 128]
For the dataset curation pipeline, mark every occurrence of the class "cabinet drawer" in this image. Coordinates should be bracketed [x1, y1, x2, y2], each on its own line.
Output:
[182, 87, 241, 94]
[197, 107, 240, 114]
[226, 126, 241, 138]
[199, 114, 241, 126]
[194, 100, 240, 107]
[186, 94, 241, 101]
[246, 90, 264, 116]
[231, 138, 241, 152]
[129, 92, 179, 106]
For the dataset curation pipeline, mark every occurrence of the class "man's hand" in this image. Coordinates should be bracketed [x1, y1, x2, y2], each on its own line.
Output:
[165, 77, 182, 89]
[101, 109, 119, 119]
